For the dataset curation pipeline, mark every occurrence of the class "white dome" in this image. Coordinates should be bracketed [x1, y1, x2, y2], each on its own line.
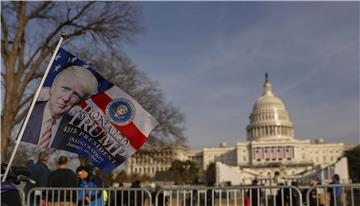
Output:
[247, 74, 294, 141]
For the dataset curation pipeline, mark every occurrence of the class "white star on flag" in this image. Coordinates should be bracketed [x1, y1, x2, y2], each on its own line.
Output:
[54, 64, 62, 71]
[82, 64, 91, 69]
[68, 57, 77, 63]
[55, 54, 61, 61]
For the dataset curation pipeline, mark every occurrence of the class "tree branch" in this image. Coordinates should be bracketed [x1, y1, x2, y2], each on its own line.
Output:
[1, 72, 6, 89]
[25, 2, 95, 70]
[27, 2, 52, 20]
[68, 2, 95, 23]
[15, 33, 26, 85]
[9, 2, 27, 66]
[19, 49, 49, 100]
[18, 93, 35, 112]
[21, 3, 108, 101]
[1, 14, 9, 61]
[14, 109, 28, 125]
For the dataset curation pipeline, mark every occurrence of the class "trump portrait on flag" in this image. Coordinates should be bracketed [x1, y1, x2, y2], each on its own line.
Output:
[23, 66, 99, 148]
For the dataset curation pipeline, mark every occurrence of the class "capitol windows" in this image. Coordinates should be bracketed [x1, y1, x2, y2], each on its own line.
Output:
[285, 146, 294, 160]
[264, 148, 270, 160]
[271, 147, 277, 160]
[255, 147, 264, 161]
[278, 148, 283, 160]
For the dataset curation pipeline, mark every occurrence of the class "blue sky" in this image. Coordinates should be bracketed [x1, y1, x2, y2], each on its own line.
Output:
[124, 2, 359, 149]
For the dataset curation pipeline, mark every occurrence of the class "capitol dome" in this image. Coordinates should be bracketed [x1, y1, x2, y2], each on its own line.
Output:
[247, 74, 294, 141]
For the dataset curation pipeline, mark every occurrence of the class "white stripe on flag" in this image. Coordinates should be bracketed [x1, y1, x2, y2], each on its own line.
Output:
[105, 86, 159, 136]
[72, 103, 137, 158]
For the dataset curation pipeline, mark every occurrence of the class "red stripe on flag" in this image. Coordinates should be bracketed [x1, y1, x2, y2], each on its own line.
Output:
[91, 92, 147, 150]
[92, 92, 112, 111]
[79, 101, 87, 108]
[115, 123, 147, 150]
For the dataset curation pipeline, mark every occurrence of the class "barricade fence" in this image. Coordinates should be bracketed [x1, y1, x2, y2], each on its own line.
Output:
[25, 184, 360, 206]
[155, 185, 303, 206]
[27, 187, 152, 206]
[305, 184, 360, 206]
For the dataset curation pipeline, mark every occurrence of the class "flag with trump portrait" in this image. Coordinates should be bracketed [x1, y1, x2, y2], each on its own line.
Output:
[22, 47, 158, 173]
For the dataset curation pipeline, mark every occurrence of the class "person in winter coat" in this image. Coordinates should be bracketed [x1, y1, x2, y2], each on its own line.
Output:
[76, 166, 104, 206]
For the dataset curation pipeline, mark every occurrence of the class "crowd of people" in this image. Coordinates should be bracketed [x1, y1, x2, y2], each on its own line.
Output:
[244, 173, 345, 206]
[25, 152, 105, 206]
[24, 152, 349, 206]
[24, 151, 167, 206]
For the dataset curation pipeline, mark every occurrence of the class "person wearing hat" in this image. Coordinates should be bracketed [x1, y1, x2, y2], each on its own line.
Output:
[76, 166, 104, 206]
[310, 177, 325, 206]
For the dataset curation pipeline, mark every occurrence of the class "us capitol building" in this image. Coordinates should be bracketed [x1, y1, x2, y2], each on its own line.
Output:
[127, 75, 350, 185]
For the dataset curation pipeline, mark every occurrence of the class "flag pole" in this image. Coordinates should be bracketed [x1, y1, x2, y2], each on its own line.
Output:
[2, 32, 67, 182]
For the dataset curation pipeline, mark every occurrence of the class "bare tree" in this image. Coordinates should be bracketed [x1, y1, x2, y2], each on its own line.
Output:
[1, 1, 143, 161]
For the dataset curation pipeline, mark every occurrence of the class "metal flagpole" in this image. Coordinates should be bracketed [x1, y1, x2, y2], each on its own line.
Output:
[2, 32, 67, 182]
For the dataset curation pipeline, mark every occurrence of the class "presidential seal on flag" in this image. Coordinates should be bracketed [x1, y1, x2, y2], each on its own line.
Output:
[106, 98, 135, 126]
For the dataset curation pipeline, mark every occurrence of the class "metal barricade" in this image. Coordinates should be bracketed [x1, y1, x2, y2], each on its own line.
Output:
[155, 185, 303, 206]
[18, 188, 26, 206]
[26, 187, 152, 206]
[23, 184, 360, 206]
[306, 183, 360, 206]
